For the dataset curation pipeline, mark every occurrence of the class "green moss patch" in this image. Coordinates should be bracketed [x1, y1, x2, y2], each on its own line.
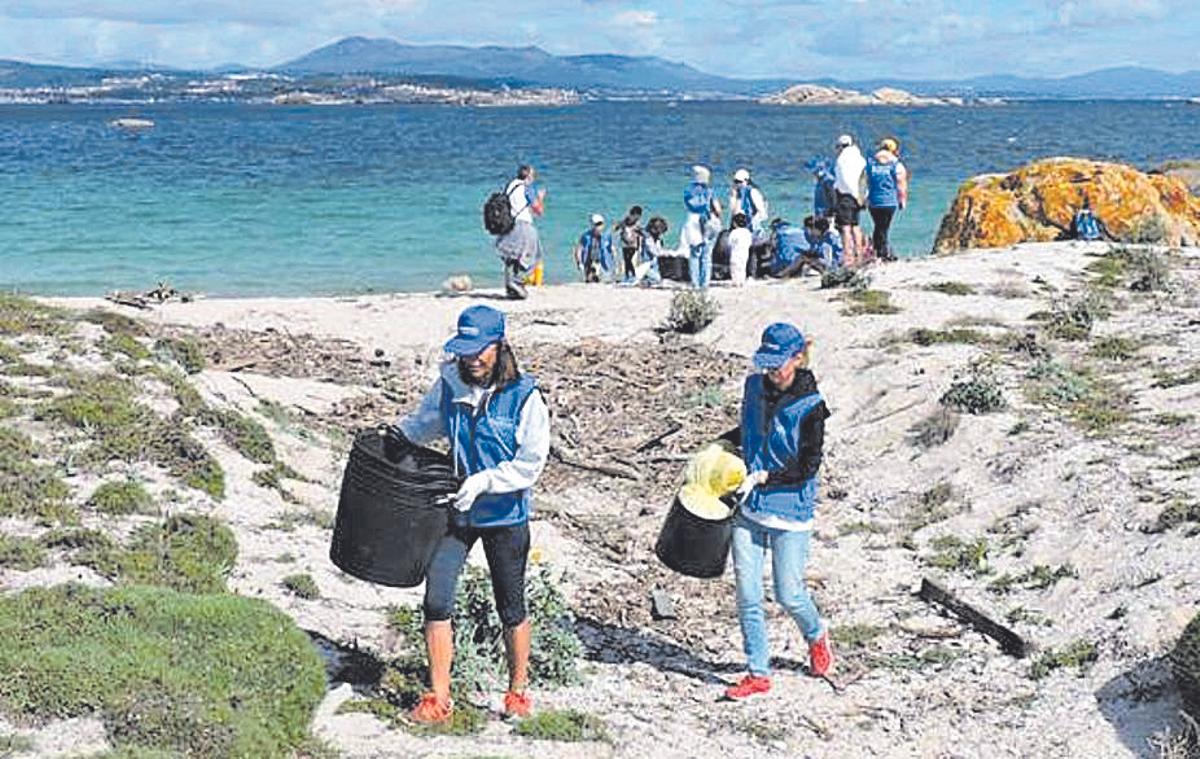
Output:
[842, 289, 901, 316]
[910, 327, 990, 347]
[1029, 639, 1098, 680]
[988, 564, 1077, 594]
[282, 573, 320, 600]
[0, 427, 70, 520]
[0, 583, 326, 757]
[79, 515, 236, 594]
[924, 535, 990, 576]
[100, 334, 152, 362]
[87, 480, 155, 516]
[200, 408, 275, 464]
[0, 535, 47, 570]
[1088, 336, 1139, 361]
[513, 709, 609, 743]
[153, 337, 206, 375]
[0, 295, 67, 337]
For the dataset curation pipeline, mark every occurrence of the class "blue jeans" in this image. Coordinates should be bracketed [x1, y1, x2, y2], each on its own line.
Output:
[689, 242, 711, 289]
[732, 513, 823, 676]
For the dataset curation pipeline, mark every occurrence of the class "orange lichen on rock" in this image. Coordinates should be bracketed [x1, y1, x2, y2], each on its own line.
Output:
[934, 158, 1200, 253]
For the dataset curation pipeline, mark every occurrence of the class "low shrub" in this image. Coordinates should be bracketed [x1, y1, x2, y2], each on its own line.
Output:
[1043, 290, 1110, 341]
[907, 407, 960, 449]
[0, 294, 67, 337]
[910, 328, 989, 347]
[513, 709, 609, 743]
[0, 534, 47, 570]
[842, 289, 901, 316]
[1029, 639, 1098, 680]
[88, 479, 155, 516]
[200, 408, 275, 464]
[1088, 336, 1139, 361]
[925, 535, 990, 577]
[924, 281, 975, 296]
[0, 583, 326, 757]
[941, 360, 1006, 414]
[1124, 214, 1168, 244]
[79, 514, 237, 594]
[988, 564, 1077, 594]
[154, 337, 207, 375]
[666, 291, 719, 334]
[0, 427, 70, 520]
[282, 573, 320, 600]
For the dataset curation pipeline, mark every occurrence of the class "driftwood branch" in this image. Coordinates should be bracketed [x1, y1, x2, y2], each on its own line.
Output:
[917, 578, 1030, 658]
[633, 421, 683, 452]
[550, 444, 640, 481]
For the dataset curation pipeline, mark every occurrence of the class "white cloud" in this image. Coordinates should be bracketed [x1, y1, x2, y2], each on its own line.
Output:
[613, 9, 659, 28]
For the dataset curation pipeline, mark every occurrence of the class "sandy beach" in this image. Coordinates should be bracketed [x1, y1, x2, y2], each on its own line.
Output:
[3, 240, 1199, 758]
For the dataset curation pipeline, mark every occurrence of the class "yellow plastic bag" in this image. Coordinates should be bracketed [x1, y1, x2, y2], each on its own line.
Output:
[677, 443, 746, 521]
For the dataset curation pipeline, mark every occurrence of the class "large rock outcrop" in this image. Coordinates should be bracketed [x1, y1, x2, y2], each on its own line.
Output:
[760, 83, 963, 107]
[933, 158, 1200, 253]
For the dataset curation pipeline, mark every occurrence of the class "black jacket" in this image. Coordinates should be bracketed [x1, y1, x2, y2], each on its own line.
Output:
[721, 369, 830, 487]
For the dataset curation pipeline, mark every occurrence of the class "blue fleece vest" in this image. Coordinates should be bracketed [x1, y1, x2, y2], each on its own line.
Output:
[736, 185, 760, 230]
[441, 374, 538, 527]
[579, 231, 615, 274]
[772, 224, 807, 273]
[740, 374, 823, 522]
[684, 181, 714, 221]
[1075, 211, 1101, 241]
[867, 158, 900, 208]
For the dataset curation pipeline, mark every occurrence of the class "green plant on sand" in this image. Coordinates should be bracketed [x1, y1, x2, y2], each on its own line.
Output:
[666, 291, 719, 334]
[0, 583, 326, 757]
[87, 479, 155, 516]
[940, 359, 1006, 415]
[78, 514, 237, 594]
[513, 709, 610, 743]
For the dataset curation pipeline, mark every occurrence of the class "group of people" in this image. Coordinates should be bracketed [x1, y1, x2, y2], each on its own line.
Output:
[387, 304, 832, 723]
[488, 134, 910, 297]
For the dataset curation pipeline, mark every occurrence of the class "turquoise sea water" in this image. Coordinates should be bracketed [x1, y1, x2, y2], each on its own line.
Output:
[0, 100, 1195, 296]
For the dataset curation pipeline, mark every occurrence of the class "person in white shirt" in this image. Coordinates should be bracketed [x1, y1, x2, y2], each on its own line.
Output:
[728, 212, 754, 286]
[728, 168, 769, 241]
[832, 135, 868, 267]
[391, 305, 549, 725]
[495, 165, 546, 299]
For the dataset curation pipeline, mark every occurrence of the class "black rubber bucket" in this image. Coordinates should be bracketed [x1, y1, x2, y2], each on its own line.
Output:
[330, 429, 459, 587]
[654, 495, 735, 579]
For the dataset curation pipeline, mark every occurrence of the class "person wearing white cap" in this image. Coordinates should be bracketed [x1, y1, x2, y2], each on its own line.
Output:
[572, 213, 616, 283]
[728, 168, 769, 239]
[682, 164, 723, 288]
[833, 135, 868, 266]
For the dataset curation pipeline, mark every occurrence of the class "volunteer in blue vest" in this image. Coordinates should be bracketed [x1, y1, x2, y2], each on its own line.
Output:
[1068, 199, 1112, 241]
[720, 322, 833, 699]
[728, 168, 769, 241]
[682, 164, 723, 289]
[391, 305, 551, 724]
[866, 137, 909, 262]
[573, 213, 616, 283]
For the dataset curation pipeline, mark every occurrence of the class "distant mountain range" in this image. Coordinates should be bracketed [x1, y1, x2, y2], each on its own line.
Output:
[2, 36, 1199, 99]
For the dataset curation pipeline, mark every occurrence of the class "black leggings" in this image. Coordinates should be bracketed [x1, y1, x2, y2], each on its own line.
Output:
[622, 247, 638, 279]
[423, 521, 530, 627]
[869, 206, 897, 259]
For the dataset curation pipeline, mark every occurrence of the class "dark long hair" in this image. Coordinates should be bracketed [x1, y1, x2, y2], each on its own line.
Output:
[458, 340, 521, 388]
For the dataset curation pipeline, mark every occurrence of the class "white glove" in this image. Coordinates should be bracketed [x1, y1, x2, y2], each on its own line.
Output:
[735, 470, 769, 503]
[452, 472, 490, 512]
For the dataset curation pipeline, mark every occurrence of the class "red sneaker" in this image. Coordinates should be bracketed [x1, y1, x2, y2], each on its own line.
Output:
[503, 690, 532, 718]
[809, 631, 835, 677]
[724, 674, 772, 700]
[410, 692, 453, 724]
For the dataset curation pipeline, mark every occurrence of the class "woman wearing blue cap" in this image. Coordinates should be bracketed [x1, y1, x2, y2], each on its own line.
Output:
[389, 304, 550, 723]
[721, 322, 833, 699]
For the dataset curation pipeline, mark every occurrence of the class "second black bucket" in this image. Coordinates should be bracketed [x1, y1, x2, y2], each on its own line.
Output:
[654, 495, 734, 579]
[330, 429, 459, 587]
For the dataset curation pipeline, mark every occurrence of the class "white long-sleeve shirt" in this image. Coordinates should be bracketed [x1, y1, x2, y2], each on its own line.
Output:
[398, 362, 550, 494]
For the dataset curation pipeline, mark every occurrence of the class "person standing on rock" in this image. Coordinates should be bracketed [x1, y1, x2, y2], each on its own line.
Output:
[494, 165, 546, 299]
[389, 304, 550, 724]
[866, 137, 909, 262]
[720, 322, 834, 699]
[833, 135, 868, 266]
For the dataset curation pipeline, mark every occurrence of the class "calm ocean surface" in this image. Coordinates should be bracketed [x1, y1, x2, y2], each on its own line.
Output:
[1, 100, 1195, 296]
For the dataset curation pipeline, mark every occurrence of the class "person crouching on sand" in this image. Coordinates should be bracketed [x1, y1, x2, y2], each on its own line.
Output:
[719, 322, 834, 699]
[388, 305, 550, 723]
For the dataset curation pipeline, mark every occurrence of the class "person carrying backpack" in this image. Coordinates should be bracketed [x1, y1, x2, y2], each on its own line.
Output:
[488, 165, 546, 299]
[719, 322, 834, 700]
[682, 165, 723, 289]
[866, 138, 908, 262]
[615, 206, 646, 283]
[1067, 198, 1112, 241]
[806, 157, 837, 221]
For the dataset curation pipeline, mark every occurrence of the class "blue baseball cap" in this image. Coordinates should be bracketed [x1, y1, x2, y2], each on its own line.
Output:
[444, 305, 505, 356]
[752, 322, 807, 370]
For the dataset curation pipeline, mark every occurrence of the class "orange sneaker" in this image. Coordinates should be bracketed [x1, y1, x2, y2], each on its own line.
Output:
[809, 631, 835, 677]
[724, 674, 771, 700]
[503, 689, 532, 718]
[410, 692, 453, 724]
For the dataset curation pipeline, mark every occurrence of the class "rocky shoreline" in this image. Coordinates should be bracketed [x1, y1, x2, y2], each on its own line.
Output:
[760, 83, 974, 106]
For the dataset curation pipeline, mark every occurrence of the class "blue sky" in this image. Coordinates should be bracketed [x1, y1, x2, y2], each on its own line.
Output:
[2, 0, 1197, 79]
